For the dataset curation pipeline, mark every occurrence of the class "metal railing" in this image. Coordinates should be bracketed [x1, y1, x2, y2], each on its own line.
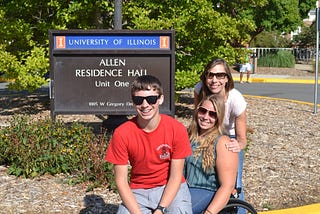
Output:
[250, 48, 315, 64]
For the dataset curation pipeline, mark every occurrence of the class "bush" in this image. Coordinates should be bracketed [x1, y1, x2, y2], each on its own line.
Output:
[0, 115, 116, 191]
[0, 45, 49, 92]
[175, 69, 200, 91]
[258, 50, 295, 68]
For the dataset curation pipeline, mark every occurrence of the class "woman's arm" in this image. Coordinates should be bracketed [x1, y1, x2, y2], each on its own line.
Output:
[225, 110, 247, 152]
[235, 110, 247, 150]
[114, 165, 142, 214]
[204, 136, 238, 214]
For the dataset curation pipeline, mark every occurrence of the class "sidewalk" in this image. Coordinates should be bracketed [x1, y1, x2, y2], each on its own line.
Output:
[233, 74, 320, 84]
[232, 64, 319, 84]
[233, 73, 318, 84]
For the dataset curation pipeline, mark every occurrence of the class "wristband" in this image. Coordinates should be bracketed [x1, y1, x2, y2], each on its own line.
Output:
[155, 205, 167, 213]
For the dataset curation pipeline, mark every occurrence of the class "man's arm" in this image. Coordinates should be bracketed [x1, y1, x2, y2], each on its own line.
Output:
[154, 159, 185, 213]
[114, 165, 142, 214]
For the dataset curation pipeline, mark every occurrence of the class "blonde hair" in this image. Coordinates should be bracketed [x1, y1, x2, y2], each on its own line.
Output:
[188, 94, 225, 171]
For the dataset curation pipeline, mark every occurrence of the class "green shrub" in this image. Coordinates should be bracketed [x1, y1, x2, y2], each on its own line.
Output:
[175, 69, 200, 91]
[258, 50, 295, 68]
[0, 45, 49, 92]
[0, 115, 116, 191]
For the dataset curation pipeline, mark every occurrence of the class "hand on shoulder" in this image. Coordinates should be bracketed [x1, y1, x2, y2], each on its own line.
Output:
[224, 138, 241, 153]
[217, 135, 239, 155]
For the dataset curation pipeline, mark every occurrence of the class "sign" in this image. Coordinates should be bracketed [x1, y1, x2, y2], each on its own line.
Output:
[49, 30, 175, 119]
[54, 35, 170, 49]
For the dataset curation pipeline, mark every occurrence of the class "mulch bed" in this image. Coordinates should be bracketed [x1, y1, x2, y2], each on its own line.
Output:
[0, 66, 319, 213]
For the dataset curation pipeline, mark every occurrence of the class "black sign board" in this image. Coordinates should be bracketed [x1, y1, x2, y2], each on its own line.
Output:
[49, 30, 175, 119]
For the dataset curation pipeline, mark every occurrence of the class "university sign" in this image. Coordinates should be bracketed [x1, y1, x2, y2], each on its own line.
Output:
[49, 30, 175, 119]
[54, 35, 170, 49]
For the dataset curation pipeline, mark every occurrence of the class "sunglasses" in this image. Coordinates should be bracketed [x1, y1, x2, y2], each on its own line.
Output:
[198, 106, 217, 118]
[132, 95, 160, 105]
[206, 72, 228, 80]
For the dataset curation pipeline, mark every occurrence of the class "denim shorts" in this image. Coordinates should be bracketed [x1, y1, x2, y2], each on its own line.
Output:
[117, 182, 192, 214]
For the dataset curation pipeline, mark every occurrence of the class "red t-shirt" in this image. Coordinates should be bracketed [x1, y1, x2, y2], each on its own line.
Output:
[105, 114, 192, 189]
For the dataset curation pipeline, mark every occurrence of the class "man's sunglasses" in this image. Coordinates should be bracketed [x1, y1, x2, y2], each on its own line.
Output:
[206, 72, 228, 80]
[197, 106, 217, 118]
[132, 95, 160, 105]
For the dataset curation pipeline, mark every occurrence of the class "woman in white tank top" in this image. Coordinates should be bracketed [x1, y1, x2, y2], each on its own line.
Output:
[193, 58, 247, 214]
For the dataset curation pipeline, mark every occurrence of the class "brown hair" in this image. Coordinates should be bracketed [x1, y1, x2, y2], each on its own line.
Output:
[198, 58, 234, 102]
[131, 75, 163, 96]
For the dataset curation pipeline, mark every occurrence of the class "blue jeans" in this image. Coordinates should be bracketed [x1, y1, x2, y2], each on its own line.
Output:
[229, 135, 245, 214]
[189, 187, 215, 214]
[189, 151, 245, 214]
[237, 150, 246, 214]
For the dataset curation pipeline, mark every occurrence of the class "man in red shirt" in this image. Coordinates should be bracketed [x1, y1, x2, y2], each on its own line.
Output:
[105, 75, 192, 214]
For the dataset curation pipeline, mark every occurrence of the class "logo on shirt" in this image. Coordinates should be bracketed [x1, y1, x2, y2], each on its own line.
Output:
[157, 144, 171, 159]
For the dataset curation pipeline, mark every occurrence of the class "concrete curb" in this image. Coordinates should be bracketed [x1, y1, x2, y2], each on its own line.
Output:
[258, 203, 320, 214]
[233, 77, 319, 84]
[243, 94, 320, 108]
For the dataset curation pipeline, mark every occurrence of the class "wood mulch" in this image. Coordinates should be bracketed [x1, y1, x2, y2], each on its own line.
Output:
[0, 66, 319, 213]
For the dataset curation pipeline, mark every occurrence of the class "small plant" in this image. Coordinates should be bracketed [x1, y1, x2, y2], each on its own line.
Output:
[0, 115, 116, 191]
[244, 127, 254, 153]
[262, 203, 273, 210]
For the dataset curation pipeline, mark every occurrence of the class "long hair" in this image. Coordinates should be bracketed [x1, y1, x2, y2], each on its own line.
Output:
[198, 58, 235, 103]
[188, 94, 225, 171]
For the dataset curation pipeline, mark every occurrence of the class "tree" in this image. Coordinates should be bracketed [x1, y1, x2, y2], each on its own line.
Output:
[299, 0, 316, 19]
[0, 0, 316, 91]
[211, 0, 314, 46]
[292, 22, 316, 48]
[250, 0, 302, 41]
[123, 0, 252, 71]
[0, 0, 114, 91]
[251, 31, 291, 48]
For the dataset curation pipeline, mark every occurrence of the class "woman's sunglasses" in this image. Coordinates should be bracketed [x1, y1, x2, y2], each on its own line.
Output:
[206, 72, 227, 80]
[132, 95, 160, 105]
[197, 106, 217, 118]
